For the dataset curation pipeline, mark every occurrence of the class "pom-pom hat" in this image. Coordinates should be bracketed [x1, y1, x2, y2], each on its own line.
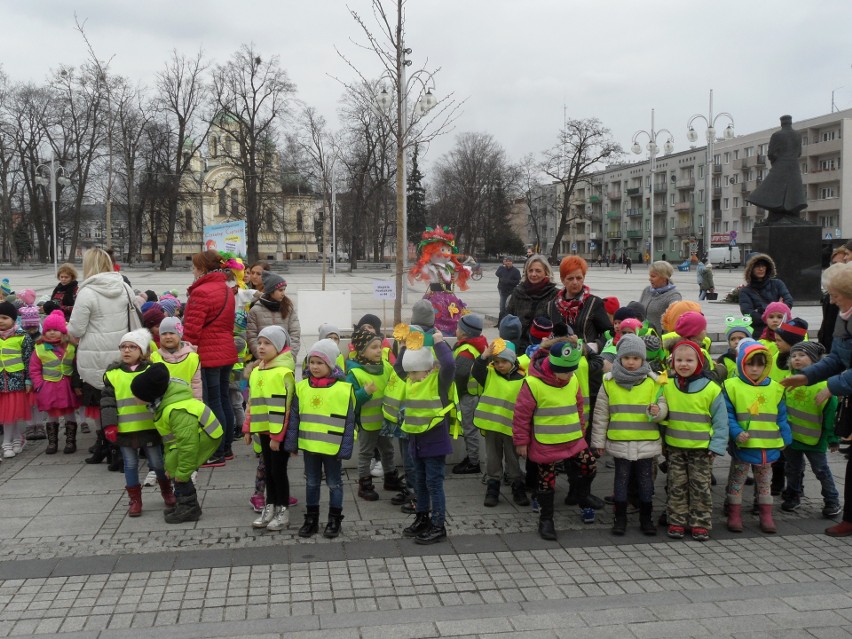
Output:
[42, 310, 67, 334]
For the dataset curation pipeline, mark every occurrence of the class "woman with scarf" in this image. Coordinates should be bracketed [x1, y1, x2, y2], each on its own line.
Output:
[505, 254, 559, 353]
[739, 253, 794, 340]
[638, 261, 682, 335]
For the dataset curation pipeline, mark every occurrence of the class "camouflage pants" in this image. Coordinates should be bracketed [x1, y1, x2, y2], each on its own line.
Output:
[666, 448, 714, 529]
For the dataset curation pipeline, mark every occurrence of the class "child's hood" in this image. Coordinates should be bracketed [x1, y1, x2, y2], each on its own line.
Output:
[264, 350, 296, 372]
[156, 341, 197, 363]
[736, 338, 770, 385]
[455, 335, 488, 355]
[154, 380, 194, 419]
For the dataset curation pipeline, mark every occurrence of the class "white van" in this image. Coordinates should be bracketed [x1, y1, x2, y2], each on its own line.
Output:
[708, 246, 741, 267]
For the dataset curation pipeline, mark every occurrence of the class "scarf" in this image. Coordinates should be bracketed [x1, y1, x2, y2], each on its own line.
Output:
[0, 327, 17, 340]
[649, 283, 676, 296]
[610, 360, 652, 389]
[676, 370, 705, 391]
[522, 278, 551, 295]
[840, 306, 852, 321]
[555, 286, 590, 326]
[257, 296, 280, 313]
[356, 360, 384, 374]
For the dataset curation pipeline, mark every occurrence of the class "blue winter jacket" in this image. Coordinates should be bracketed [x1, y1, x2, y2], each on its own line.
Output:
[802, 313, 852, 396]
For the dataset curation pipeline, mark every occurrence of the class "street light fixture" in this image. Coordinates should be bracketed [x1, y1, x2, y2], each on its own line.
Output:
[35, 152, 71, 274]
[687, 89, 735, 257]
[631, 108, 673, 261]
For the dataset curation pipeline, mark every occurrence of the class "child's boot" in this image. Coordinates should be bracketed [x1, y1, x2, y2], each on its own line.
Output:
[85, 430, 109, 463]
[537, 491, 557, 541]
[403, 511, 431, 537]
[383, 469, 403, 491]
[324, 507, 344, 539]
[639, 502, 656, 536]
[126, 485, 143, 517]
[726, 503, 743, 532]
[358, 476, 379, 501]
[157, 478, 177, 510]
[511, 480, 530, 506]
[299, 506, 320, 538]
[612, 502, 628, 535]
[758, 504, 777, 534]
[45, 423, 60, 455]
[107, 446, 123, 472]
[484, 480, 500, 507]
[63, 422, 77, 454]
[165, 486, 202, 524]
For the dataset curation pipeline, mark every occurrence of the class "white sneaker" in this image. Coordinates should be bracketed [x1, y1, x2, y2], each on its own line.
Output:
[265, 506, 289, 531]
[252, 504, 275, 528]
[12, 438, 24, 454]
[143, 470, 157, 487]
[370, 460, 384, 478]
[3, 447, 15, 459]
[191, 471, 198, 484]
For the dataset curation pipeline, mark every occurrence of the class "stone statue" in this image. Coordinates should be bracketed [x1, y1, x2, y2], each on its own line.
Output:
[746, 115, 808, 223]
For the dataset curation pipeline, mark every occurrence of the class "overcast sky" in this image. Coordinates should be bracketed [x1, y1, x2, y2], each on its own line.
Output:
[3, 0, 852, 174]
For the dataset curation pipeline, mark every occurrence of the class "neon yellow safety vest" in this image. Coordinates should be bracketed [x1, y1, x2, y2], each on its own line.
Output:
[576, 355, 590, 415]
[294, 379, 354, 455]
[150, 350, 200, 387]
[401, 371, 457, 435]
[603, 377, 661, 441]
[524, 375, 583, 444]
[473, 368, 524, 437]
[662, 381, 721, 448]
[785, 381, 828, 446]
[721, 356, 737, 380]
[0, 335, 25, 373]
[517, 353, 530, 375]
[35, 343, 76, 382]
[350, 361, 393, 431]
[723, 377, 785, 448]
[104, 368, 156, 434]
[249, 366, 294, 435]
[768, 351, 791, 383]
[454, 343, 484, 395]
[759, 339, 779, 359]
[157, 397, 223, 445]
[382, 370, 406, 424]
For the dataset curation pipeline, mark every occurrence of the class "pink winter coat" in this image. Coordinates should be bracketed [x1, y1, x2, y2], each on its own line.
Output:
[29, 342, 80, 413]
[512, 348, 589, 464]
[155, 341, 203, 400]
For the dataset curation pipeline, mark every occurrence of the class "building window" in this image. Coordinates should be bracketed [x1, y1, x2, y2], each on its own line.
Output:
[265, 209, 275, 233]
[210, 136, 218, 158]
[723, 198, 729, 210]
[822, 131, 837, 142]
[759, 143, 769, 154]
[734, 197, 739, 207]
[820, 187, 836, 199]
[669, 193, 675, 206]
[230, 189, 239, 216]
[745, 146, 754, 157]
[223, 136, 232, 155]
[218, 189, 226, 217]
[723, 221, 729, 232]
[801, 162, 808, 174]
[698, 189, 704, 203]
[820, 158, 837, 171]
[670, 217, 674, 229]
[723, 152, 730, 164]
[733, 149, 740, 160]
[733, 220, 738, 232]
[296, 209, 304, 232]
[185, 208, 193, 231]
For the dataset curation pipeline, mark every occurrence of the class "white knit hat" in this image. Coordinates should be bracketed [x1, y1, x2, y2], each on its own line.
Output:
[119, 328, 153, 354]
[402, 347, 435, 372]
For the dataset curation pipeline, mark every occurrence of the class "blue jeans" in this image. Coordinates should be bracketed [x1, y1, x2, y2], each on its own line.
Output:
[498, 290, 510, 319]
[202, 366, 235, 455]
[413, 455, 446, 526]
[303, 451, 343, 510]
[121, 443, 166, 488]
[784, 448, 840, 505]
[398, 437, 415, 490]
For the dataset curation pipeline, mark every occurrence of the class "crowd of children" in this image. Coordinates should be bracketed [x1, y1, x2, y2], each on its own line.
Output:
[0, 254, 848, 546]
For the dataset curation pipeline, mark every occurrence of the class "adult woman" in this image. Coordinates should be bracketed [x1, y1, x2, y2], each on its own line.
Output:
[696, 258, 715, 301]
[638, 261, 682, 335]
[246, 271, 302, 358]
[546, 256, 612, 352]
[739, 253, 794, 339]
[248, 261, 271, 291]
[818, 248, 848, 351]
[68, 248, 140, 464]
[782, 262, 852, 537]
[505, 254, 559, 353]
[182, 250, 238, 465]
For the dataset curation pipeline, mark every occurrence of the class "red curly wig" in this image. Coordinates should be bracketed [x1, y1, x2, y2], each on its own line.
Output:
[409, 241, 470, 291]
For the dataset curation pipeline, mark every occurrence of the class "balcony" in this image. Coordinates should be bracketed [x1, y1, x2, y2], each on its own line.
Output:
[811, 136, 842, 153]
[674, 226, 692, 237]
[653, 207, 667, 216]
[713, 209, 722, 221]
[739, 182, 749, 193]
[626, 208, 643, 217]
[712, 186, 722, 198]
[626, 187, 641, 196]
[756, 154, 766, 165]
[674, 201, 693, 212]
[626, 230, 643, 238]
[588, 195, 601, 203]
[807, 198, 841, 212]
[740, 206, 749, 217]
[676, 177, 695, 189]
[734, 158, 748, 170]
[712, 164, 722, 174]
[805, 168, 841, 184]
[606, 210, 621, 220]
[653, 182, 667, 193]
[607, 231, 621, 239]
[607, 190, 622, 200]
[653, 227, 667, 238]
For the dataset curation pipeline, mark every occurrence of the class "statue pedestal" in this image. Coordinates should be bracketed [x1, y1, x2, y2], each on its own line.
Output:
[752, 221, 821, 303]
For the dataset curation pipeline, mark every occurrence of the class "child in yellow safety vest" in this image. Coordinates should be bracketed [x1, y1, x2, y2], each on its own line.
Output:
[130, 363, 223, 524]
[101, 329, 176, 518]
[0, 301, 34, 459]
[771, 318, 808, 384]
[723, 338, 792, 534]
[28, 310, 80, 455]
[346, 328, 401, 501]
[285, 339, 355, 539]
[452, 313, 488, 476]
[243, 325, 295, 532]
[591, 333, 667, 537]
[471, 339, 528, 508]
[780, 341, 841, 518]
[758, 302, 792, 359]
[149, 318, 202, 400]
[661, 340, 729, 542]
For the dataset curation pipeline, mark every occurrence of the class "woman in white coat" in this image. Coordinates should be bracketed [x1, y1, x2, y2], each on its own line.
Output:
[67, 248, 141, 465]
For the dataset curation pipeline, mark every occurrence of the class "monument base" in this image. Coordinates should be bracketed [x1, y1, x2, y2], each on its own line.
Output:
[752, 221, 821, 303]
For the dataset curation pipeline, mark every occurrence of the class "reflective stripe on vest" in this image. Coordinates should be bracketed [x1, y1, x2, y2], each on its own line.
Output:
[105, 368, 155, 433]
[150, 350, 200, 387]
[723, 376, 785, 448]
[382, 371, 406, 423]
[158, 397, 223, 444]
[295, 379, 353, 455]
[454, 343, 483, 395]
[0, 335, 25, 373]
[249, 365, 294, 435]
[785, 381, 827, 446]
[604, 377, 660, 441]
[36, 342, 76, 382]
[662, 381, 721, 448]
[524, 375, 582, 444]
[473, 368, 524, 437]
[401, 372, 455, 435]
[350, 362, 393, 431]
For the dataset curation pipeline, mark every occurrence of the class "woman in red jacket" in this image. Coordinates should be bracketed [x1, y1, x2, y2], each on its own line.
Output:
[183, 250, 238, 466]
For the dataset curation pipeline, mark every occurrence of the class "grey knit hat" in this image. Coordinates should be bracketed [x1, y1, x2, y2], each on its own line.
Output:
[261, 271, 287, 293]
[616, 333, 646, 361]
[411, 299, 435, 328]
[498, 315, 523, 342]
[318, 323, 340, 341]
[458, 313, 483, 337]
[258, 325, 290, 352]
[789, 341, 825, 365]
[307, 339, 341, 371]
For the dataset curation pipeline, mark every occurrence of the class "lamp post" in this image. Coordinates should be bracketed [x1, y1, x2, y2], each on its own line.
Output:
[687, 89, 735, 258]
[631, 108, 674, 261]
[374, 50, 437, 322]
[35, 152, 71, 274]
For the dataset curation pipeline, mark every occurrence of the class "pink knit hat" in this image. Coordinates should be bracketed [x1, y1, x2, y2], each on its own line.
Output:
[42, 310, 67, 334]
[19, 305, 41, 329]
[674, 311, 707, 339]
[762, 302, 791, 322]
[619, 318, 643, 334]
[18, 289, 36, 306]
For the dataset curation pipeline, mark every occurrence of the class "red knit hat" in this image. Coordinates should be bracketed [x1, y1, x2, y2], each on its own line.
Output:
[42, 310, 67, 334]
[674, 311, 707, 339]
[603, 297, 620, 315]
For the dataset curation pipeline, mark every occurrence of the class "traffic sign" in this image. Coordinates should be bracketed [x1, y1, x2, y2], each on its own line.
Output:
[571, 242, 577, 251]
[590, 241, 596, 250]
[730, 230, 737, 240]
[729, 239, 737, 248]
[836, 228, 842, 238]
[826, 233, 833, 240]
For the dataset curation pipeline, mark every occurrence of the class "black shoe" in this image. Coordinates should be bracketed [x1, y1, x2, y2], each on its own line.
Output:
[164, 495, 202, 523]
[414, 524, 446, 545]
[612, 503, 628, 536]
[579, 494, 605, 510]
[403, 512, 431, 537]
[223, 448, 235, 461]
[200, 456, 226, 468]
[484, 480, 500, 507]
[511, 480, 530, 507]
[604, 494, 616, 505]
[391, 487, 412, 506]
[323, 510, 343, 539]
[781, 498, 801, 512]
[383, 470, 404, 491]
[400, 498, 417, 515]
[358, 476, 379, 501]
[538, 519, 557, 541]
[452, 457, 481, 475]
[299, 509, 319, 538]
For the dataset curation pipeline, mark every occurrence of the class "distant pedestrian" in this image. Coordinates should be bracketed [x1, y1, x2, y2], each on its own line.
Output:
[495, 257, 521, 323]
[624, 257, 633, 273]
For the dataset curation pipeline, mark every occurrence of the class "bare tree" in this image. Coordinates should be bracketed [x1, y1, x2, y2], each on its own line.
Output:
[211, 44, 296, 263]
[518, 153, 546, 252]
[0, 69, 24, 261]
[540, 117, 622, 264]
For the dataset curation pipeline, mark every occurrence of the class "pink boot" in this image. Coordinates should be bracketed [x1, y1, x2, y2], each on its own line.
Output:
[758, 504, 776, 534]
[726, 504, 743, 532]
